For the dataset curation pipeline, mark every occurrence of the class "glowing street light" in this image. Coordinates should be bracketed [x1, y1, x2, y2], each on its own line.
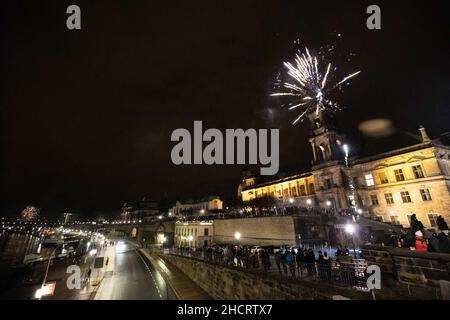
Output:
[345, 223, 358, 259]
[234, 232, 241, 241]
[343, 144, 349, 157]
[306, 199, 312, 205]
[345, 224, 355, 235]
[289, 198, 294, 204]
[326, 200, 332, 207]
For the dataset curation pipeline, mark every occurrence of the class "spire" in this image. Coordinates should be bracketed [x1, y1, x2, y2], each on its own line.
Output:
[419, 125, 430, 143]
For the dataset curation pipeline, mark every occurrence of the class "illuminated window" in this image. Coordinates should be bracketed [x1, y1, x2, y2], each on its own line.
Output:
[370, 194, 379, 206]
[379, 172, 389, 184]
[385, 193, 394, 204]
[365, 174, 375, 186]
[291, 186, 298, 197]
[300, 185, 306, 196]
[420, 189, 432, 201]
[400, 191, 412, 203]
[428, 213, 438, 228]
[394, 169, 405, 182]
[412, 165, 424, 179]
[390, 216, 400, 225]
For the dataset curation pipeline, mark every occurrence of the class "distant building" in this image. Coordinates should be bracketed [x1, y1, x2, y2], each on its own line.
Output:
[121, 197, 160, 223]
[63, 212, 78, 224]
[239, 109, 450, 229]
[174, 220, 213, 248]
[170, 196, 223, 217]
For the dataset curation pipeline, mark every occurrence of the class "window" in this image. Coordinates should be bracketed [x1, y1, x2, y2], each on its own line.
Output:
[300, 185, 306, 196]
[326, 178, 332, 189]
[394, 169, 405, 182]
[379, 172, 389, 184]
[370, 194, 379, 206]
[204, 228, 209, 236]
[428, 213, 438, 228]
[420, 189, 432, 201]
[400, 191, 412, 203]
[412, 165, 424, 179]
[365, 174, 375, 186]
[309, 183, 315, 194]
[390, 216, 400, 225]
[385, 193, 394, 204]
[291, 186, 298, 197]
[407, 215, 413, 226]
[283, 189, 289, 197]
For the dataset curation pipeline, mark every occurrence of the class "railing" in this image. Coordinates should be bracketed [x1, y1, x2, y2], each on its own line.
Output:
[169, 248, 369, 291]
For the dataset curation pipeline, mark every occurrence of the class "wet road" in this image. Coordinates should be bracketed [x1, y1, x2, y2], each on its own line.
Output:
[94, 243, 171, 300]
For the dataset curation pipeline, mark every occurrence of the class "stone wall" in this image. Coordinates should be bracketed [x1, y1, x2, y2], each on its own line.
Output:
[213, 216, 297, 246]
[212, 215, 328, 246]
[361, 245, 450, 287]
[160, 254, 371, 300]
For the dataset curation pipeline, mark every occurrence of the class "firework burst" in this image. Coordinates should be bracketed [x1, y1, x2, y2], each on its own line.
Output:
[271, 45, 360, 125]
[21, 206, 40, 221]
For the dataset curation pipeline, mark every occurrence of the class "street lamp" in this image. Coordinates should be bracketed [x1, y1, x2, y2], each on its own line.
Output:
[36, 243, 63, 299]
[326, 200, 332, 207]
[289, 198, 294, 204]
[345, 223, 358, 259]
[234, 232, 241, 241]
[306, 199, 312, 205]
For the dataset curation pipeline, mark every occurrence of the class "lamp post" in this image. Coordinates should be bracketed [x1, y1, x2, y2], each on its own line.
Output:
[36, 243, 63, 299]
[345, 223, 358, 260]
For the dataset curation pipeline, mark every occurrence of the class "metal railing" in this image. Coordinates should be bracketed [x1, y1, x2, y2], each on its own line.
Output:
[170, 248, 369, 291]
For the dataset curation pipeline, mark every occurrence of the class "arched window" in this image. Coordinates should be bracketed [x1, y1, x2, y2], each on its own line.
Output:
[300, 185, 306, 196]
[309, 183, 315, 194]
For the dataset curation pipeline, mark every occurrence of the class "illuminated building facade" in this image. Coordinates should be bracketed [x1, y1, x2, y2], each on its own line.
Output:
[171, 196, 223, 217]
[240, 110, 450, 229]
[174, 220, 214, 248]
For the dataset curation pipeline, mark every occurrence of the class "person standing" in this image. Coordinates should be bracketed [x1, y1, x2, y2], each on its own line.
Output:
[414, 231, 428, 252]
[275, 250, 282, 275]
[286, 249, 296, 277]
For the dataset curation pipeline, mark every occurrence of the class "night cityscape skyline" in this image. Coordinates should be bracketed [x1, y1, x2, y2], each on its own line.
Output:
[2, 0, 450, 308]
[2, 0, 449, 219]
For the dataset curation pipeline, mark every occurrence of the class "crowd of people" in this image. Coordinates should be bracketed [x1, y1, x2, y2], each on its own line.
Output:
[176, 243, 364, 285]
[386, 214, 450, 253]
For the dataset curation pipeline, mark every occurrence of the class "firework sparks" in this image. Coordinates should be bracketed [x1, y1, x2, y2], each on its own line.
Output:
[271, 46, 360, 125]
[21, 206, 40, 221]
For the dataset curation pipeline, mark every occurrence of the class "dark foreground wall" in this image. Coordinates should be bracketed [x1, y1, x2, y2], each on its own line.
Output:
[160, 254, 371, 300]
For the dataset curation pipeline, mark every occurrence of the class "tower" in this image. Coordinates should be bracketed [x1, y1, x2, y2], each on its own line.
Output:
[307, 109, 345, 165]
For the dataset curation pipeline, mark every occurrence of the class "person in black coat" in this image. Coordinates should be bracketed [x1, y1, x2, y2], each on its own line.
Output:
[437, 216, 449, 232]
[437, 230, 450, 253]
[410, 214, 424, 233]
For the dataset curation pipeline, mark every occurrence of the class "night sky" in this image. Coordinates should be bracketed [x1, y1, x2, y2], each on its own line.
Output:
[2, 0, 449, 218]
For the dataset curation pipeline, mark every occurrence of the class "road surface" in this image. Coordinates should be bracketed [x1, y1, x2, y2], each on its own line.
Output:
[94, 242, 171, 300]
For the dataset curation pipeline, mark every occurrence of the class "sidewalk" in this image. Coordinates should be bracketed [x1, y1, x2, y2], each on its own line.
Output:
[139, 248, 211, 300]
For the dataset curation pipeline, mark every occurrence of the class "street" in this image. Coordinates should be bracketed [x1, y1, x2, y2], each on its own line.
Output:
[93, 242, 172, 300]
